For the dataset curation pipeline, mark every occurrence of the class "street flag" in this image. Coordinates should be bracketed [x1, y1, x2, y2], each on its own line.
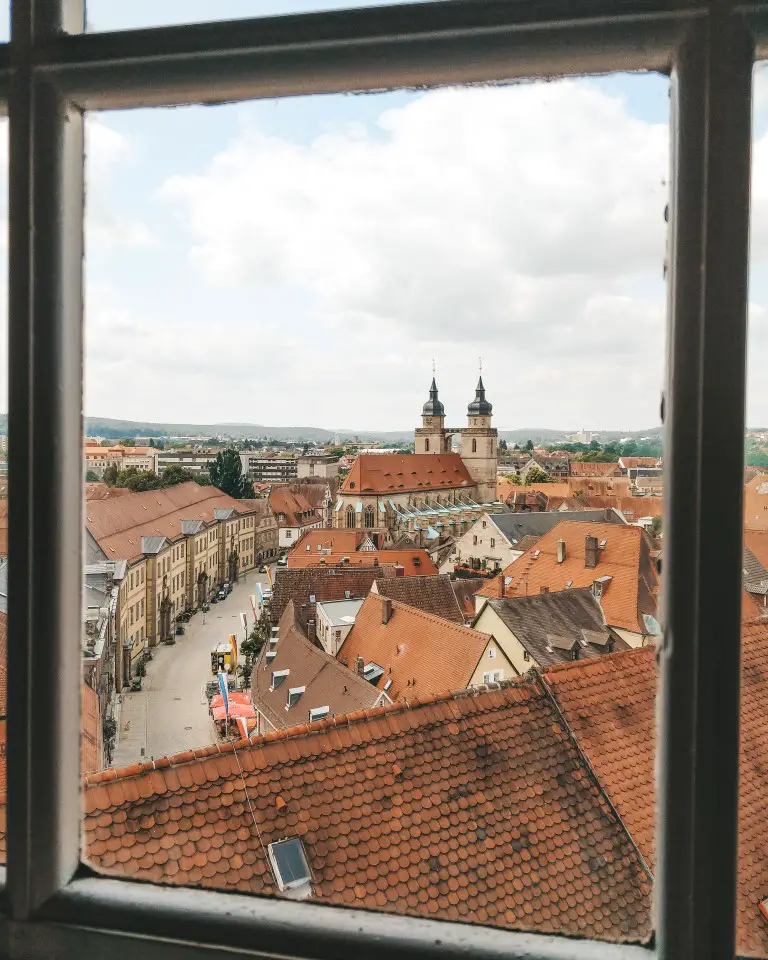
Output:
[266, 566, 274, 589]
[249, 594, 258, 618]
[256, 582, 264, 604]
[240, 612, 248, 633]
[217, 671, 229, 717]
[229, 633, 238, 660]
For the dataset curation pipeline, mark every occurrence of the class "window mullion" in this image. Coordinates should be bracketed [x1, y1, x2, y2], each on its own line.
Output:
[658, 10, 753, 960]
[6, 0, 84, 919]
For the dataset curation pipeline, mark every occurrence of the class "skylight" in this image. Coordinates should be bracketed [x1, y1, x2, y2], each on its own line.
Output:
[267, 838, 312, 892]
[363, 663, 385, 683]
[287, 685, 306, 708]
[309, 705, 329, 722]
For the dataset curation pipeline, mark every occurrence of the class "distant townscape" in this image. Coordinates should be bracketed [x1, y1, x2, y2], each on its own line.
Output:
[1, 378, 768, 951]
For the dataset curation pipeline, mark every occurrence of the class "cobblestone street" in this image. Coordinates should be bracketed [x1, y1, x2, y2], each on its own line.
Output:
[113, 569, 271, 767]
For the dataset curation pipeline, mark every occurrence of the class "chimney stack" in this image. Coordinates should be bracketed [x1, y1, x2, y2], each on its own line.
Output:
[540, 586, 549, 594]
[556, 538, 566, 564]
[585, 535, 599, 569]
[307, 619, 316, 645]
[356, 655, 365, 677]
[382, 598, 393, 625]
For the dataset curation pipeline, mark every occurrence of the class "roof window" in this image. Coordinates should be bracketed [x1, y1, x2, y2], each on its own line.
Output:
[271, 669, 289, 689]
[309, 706, 329, 722]
[363, 662, 385, 683]
[287, 686, 306, 709]
[383, 678, 393, 692]
[268, 838, 311, 892]
[266, 651, 277, 663]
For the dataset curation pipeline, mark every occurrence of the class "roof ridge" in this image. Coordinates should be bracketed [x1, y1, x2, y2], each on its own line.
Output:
[542, 643, 654, 678]
[373, 593, 491, 641]
[85, 676, 537, 787]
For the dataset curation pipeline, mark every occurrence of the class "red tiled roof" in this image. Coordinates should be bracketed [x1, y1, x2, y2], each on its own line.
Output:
[271, 567, 394, 629]
[82, 684, 103, 776]
[339, 594, 494, 699]
[451, 577, 489, 620]
[618, 457, 660, 470]
[86, 482, 258, 562]
[80, 681, 651, 942]
[287, 549, 438, 578]
[289, 528, 367, 558]
[341, 454, 473, 495]
[569, 462, 622, 478]
[579, 495, 664, 520]
[372, 574, 465, 624]
[543, 621, 768, 957]
[476, 521, 659, 635]
[268, 487, 318, 529]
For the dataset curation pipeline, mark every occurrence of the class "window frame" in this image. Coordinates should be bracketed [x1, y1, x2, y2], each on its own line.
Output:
[0, 0, 758, 959]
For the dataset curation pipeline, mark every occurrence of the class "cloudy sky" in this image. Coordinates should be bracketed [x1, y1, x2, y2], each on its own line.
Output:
[4, 1, 768, 433]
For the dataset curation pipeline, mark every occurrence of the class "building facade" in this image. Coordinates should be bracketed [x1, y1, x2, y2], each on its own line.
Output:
[241, 455, 298, 484]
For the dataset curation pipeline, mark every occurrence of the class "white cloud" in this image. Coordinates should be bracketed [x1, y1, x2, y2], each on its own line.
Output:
[159, 80, 669, 429]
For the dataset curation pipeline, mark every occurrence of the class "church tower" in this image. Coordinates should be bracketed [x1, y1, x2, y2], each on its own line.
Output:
[460, 377, 498, 501]
[414, 378, 449, 454]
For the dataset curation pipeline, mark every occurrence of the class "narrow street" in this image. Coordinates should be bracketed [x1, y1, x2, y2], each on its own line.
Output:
[113, 567, 273, 767]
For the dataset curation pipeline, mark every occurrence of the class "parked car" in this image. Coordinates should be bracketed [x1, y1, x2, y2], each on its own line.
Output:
[180, 611, 192, 622]
[210, 594, 219, 604]
[164, 637, 176, 646]
[175, 624, 185, 636]
[216, 588, 227, 602]
[257, 565, 266, 573]
[277, 556, 288, 567]
[223, 581, 232, 595]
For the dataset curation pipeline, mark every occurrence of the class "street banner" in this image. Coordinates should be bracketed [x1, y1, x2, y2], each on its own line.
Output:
[256, 582, 264, 604]
[229, 633, 238, 659]
[240, 612, 248, 633]
[217, 671, 229, 717]
[249, 594, 259, 620]
[266, 566, 274, 589]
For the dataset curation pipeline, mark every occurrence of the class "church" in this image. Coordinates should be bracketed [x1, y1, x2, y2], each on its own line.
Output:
[333, 378, 500, 544]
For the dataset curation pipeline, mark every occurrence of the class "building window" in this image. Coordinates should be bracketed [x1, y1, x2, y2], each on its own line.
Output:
[425, 438, 430, 452]
[490, 538, 495, 548]
[473, 535, 477, 545]
[346, 507, 355, 529]
[489, 647, 496, 659]
[472, 439, 477, 453]
[363, 507, 375, 527]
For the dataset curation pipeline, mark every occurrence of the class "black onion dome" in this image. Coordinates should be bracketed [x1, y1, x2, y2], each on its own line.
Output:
[422, 378, 445, 417]
[468, 377, 493, 416]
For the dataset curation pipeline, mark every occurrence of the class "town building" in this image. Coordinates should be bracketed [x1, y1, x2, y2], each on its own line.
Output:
[269, 487, 323, 549]
[745, 473, 768, 531]
[334, 378, 500, 542]
[297, 454, 339, 479]
[522, 455, 570, 481]
[153, 449, 218, 476]
[370, 573, 466, 624]
[270, 566, 396, 635]
[86, 482, 263, 675]
[286, 548, 438, 577]
[315, 597, 366, 656]
[242, 454, 298, 484]
[250, 602, 388, 734]
[569, 460, 623, 479]
[446, 508, 627, 574]
[339, 594, 510, 698]
[475, 520, 660, 647]
[472, 587, 629, 673]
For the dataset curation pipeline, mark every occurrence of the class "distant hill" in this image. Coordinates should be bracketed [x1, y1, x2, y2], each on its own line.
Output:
[0, 414, 663, 444]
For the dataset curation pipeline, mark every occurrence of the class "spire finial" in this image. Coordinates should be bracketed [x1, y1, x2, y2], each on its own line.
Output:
[432, 357, 436, 376]
[479, 356, 483, 376]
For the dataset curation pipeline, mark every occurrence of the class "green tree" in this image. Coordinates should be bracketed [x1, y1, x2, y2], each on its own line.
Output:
[525, 466, 551, 484]
[209, 448, 255, 498]
[85, 470, 99, 482]
[524, 439, 534, 452]
[119, 438, 136, 447]
[160, 464, 196, 487]
[239, 601, 272, 686]
[102, 463, 118, 486]
[498, 439, 508, 452]
[116, 468, 161, 492]
[649, 515, 663, 538]
[195, 472, 212, 486]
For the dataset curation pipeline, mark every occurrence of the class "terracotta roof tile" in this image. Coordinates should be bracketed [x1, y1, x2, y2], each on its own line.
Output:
[342, 454, 474, 496]
[544, 623, 768, 957]
[269, 488, 319, 530]
[372, 574, 465, 624]
[569, 462, 622, 478]
[271, 567, 394, 630]
[287, 550, 438, 578]
[476, 521, 659, 636]
[79, 681, 651, 943]
[86, 482, 258, 562]
[339, 594, 494, 700]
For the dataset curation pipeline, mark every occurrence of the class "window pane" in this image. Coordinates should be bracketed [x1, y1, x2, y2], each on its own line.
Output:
[82, 76, 667, 941]
[85, 0, 437, 33]
[739, 60, 768, 960]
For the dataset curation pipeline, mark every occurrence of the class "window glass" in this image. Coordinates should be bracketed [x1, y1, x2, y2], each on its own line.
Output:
[85, 0, 435, 33]
[82, 75, 667, 942]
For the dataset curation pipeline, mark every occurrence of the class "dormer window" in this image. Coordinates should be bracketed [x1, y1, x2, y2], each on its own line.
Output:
[272, 669, 289, 689]
[287, 686, 305, 709]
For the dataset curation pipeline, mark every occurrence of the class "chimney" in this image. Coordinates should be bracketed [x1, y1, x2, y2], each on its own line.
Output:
[395, 564, 405, 577]
[382, 598, 393, 625]
[556, 538, 566, 564]
[356, 655, 365, 677]
[307, 619, 316, 645]
[585, 535, 599, 569]
[540, 586, 549, 594]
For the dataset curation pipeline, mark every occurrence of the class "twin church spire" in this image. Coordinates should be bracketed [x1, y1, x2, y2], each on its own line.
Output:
[421, 374, 493, 421]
